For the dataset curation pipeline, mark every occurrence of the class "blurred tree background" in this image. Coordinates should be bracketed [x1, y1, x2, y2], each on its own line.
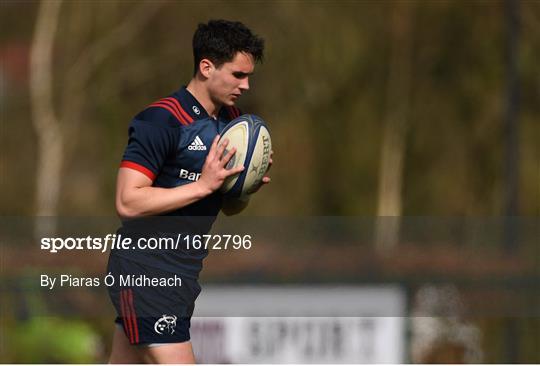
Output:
[1, 0, 539, 363]
[1, 0, 538, 217]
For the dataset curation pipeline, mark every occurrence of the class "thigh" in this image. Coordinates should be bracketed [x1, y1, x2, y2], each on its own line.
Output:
[140, 341, 195, 364]
[107, 254, 201, 345]
[109, 325, 143, 364]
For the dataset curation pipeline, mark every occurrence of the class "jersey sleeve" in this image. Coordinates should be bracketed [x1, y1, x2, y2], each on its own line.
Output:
[120, 119, 179, 181]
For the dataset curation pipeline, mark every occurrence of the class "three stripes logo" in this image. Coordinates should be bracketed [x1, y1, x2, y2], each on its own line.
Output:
[188, 136, 207, 151]
[120, 289, 139, 344]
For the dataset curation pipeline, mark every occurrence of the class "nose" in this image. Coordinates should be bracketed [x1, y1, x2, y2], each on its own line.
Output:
[239, 77, 250, 91]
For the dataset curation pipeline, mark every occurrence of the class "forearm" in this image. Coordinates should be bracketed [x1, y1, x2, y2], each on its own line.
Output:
[116, 181, 212, 218]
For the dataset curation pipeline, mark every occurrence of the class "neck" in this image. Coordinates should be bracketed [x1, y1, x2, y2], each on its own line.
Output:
[186, 77, 220, 118]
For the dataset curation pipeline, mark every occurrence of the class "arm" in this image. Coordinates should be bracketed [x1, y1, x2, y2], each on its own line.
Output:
[116, 136, 242, 219]
[115, 169, 210, 218]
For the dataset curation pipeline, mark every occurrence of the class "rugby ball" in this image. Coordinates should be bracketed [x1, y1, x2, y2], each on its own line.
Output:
[219, 114, 272, 197]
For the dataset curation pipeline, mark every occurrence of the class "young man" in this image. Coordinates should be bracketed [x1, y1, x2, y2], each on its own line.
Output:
[107, 20, 268, 363]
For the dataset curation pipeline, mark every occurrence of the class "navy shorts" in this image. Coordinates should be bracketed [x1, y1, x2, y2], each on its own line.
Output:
[106, 253, 201, 345]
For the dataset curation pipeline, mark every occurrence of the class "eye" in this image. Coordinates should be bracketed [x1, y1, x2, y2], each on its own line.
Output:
[233, 72, 249, 79]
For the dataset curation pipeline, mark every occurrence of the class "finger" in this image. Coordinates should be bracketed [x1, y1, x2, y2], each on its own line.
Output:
[217, 138, 229, 160]
[251, 176, 269, 193]
[265, 158, 273, 173]
[212, 135, 220, 147]
[207, 135, 220, 160]
[221, 146, 237, 168]
[225, 165, 244, 177]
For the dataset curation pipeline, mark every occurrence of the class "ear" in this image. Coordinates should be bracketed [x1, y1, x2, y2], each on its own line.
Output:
[198, 58, 215, 78]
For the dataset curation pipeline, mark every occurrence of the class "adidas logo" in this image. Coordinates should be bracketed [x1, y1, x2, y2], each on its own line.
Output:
[188, 136, 207, 151]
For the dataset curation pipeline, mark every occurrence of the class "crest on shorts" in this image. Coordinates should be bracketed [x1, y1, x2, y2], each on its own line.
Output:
[154, 314, 177, 335]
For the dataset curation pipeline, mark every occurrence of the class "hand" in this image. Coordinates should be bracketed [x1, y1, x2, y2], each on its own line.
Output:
[197, 136, 244, 193]
[251, 150, 273, 193]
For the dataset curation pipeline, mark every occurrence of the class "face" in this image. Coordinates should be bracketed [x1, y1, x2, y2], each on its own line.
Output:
[204, 52, 255, 107]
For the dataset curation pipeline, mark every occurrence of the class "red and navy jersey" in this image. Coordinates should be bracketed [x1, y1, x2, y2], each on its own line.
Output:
[114, 86, 241, 277]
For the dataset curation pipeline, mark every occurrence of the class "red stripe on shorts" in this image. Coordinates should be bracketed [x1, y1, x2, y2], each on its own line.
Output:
[128, 289, 139, 344]
[119, 290, 130, 340]
[122, 290, 135, 344]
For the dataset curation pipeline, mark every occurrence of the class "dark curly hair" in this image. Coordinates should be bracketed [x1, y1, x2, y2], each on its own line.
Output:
[192, 19, 265, 75]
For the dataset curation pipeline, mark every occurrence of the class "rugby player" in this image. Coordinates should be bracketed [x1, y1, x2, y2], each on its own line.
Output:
[106, 20, 268, 363]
